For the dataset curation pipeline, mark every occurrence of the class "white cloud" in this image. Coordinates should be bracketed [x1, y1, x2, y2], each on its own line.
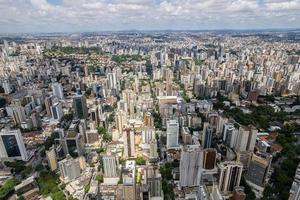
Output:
[0, 0, 299, 33]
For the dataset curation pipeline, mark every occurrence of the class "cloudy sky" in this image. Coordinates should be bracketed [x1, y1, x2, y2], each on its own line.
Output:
[0, 0, 299, 33]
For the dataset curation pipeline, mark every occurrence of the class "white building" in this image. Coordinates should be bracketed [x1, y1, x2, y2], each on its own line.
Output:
[52, 82, 64, 100]
[103, 156, 118, 178]
[166, 120, 179, 149]
[0, 129, 28, 161]
[58, 156, 81, 182]
[218, 161, 243, 194]
[180, 146, 203, 187]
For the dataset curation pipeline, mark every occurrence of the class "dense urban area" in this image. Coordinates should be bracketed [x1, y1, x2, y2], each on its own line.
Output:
[0, 31, 300, 200]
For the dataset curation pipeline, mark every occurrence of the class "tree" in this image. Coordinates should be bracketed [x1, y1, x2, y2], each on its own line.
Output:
[96, 175, 104, 183]
[135, 156, 146, 165]
[0, 179, 16, 200]
[97, 127, 107, 135]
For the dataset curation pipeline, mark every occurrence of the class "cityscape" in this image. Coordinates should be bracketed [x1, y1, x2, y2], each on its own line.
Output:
[0, 1, 300, 200]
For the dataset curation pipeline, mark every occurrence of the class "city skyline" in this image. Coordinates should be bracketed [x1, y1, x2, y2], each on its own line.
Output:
[0, 0, 300, 33]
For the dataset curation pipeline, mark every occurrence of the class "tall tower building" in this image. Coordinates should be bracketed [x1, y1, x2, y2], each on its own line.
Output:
[0, 129, 28, 161]
[52, 82, 64, 100]
[46, 147, 58, 171]
[103, 156, 118, 177]
[116, 110, 127, 134]
[143, 112, 154, 127]
[142, 127, 155, 145]
[218, 161, 243, 194]
[222, 123, 237, 148]
[58, 156, 81, 181]
[149, 139, 158, 160]
[235, 126, 257, 152]
[246, 152, 272, 188]
[166, 120, 179, 149]
[202, 123, 213, 149]
[51, 102, 63, 121]
[203, 148, 217, 170]
[124, 129, 135, 158]
[289, 163, 300, 200]
[73, 94, 88, 119]
[107, 72, 117, 90]
[179, 146, 203, 187]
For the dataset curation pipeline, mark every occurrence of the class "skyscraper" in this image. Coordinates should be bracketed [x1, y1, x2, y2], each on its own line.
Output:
[116, 110, 127, 134]
[0, 129, 28, 161]
[46, 147, 58, 171]
[166, 120, 179, 149]
[52, 82, 64, 100]
[289, 163, 300, 200]
[102, 155, 118, 177]
[246, 152, 272, 188]
[51, 102, 63, 121]
[218, 161, 243, 194]
[180, 146, 203, 187]
[73, 94, 88, 119]
[203, 148, 217, 170]
[202, 123, 213, 149]
[107, 72, 117, 90]
[124, 129, 135, 158]
[149, 139, 158, 160]
[143, 111, 154, 127]
[58, 156, 81, 181]
[222, 123, 237, 148]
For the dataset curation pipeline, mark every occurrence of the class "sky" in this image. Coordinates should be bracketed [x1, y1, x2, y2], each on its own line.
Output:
[0, 0, 299, 33]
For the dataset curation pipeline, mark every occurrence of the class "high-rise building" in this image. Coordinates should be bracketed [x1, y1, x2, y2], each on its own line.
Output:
[166, 120, 179, 149]
[52, 82, 64, 100]
[116, 110, 127, 134]
[124, 129, 135, 158]
[143, 112, 154, 127]
[107, 72, 117, 90]
[289, 163, 300, 200]
[123, 160, 136, 200]
[246, 152, 272, 188]
[218, 161, 243, 194]
[58, 156, 81, 181]
[203, 148, 217, 170]
[146, 166, 163, 198]
[235, 126, 257, 152]
[222, 123, 237, 148]
[103, 156, 118, 178]
[149, 139, 158, 160]
[202, 123, 213, 149]
[142, 127, 155, 144]
[46, 147, 58, 171]
[73, 94, 88, 119]
[180, 146, 203, 187]
[0, 129, 28, 161]
[51, 102, 63, 121]
[5, 104, 26, 125]
[182, 127, 192, 145]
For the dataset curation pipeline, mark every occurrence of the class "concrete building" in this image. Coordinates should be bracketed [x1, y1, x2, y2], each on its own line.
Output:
[46, 147, 58, 171]
[0, 128, 28, 161]
[218, 161, 243, 194]
[180, 146, 203, 187]
[166, 120, 179, 149]
[73, 94, 88, 119]
[124, 129, 135, 158]
[289, 163, 300, 200]
[52, 82, 64, 100]
[103, 155, 118, 178]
